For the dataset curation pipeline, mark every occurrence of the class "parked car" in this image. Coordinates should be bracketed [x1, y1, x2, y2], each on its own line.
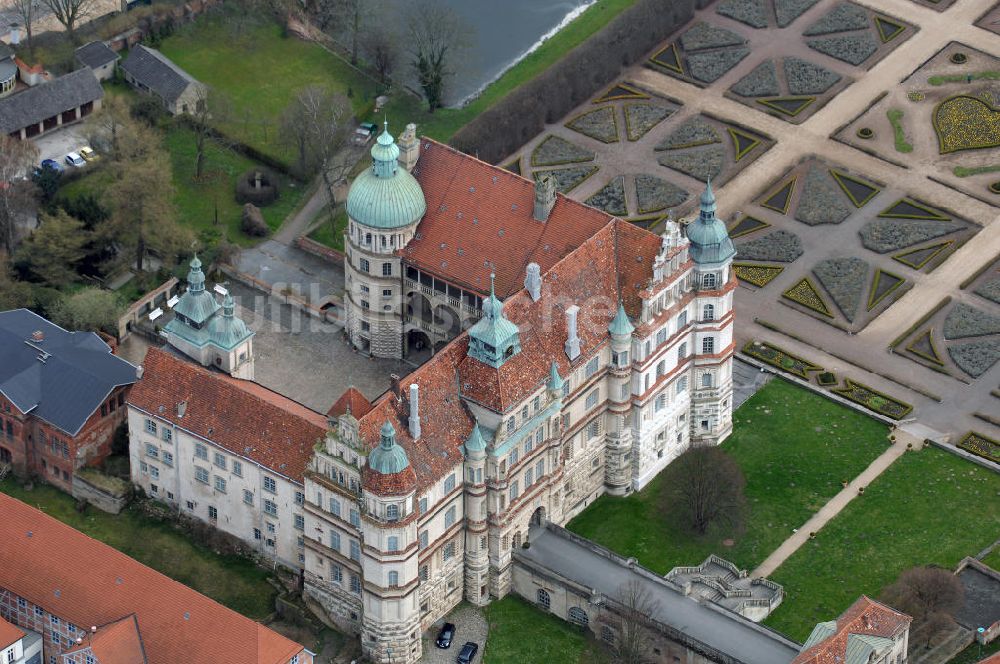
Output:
[79, 146, 98, 162]
[435, 623, 456, 649]
[65, 152, 86, 167]
[456, 642, 478, 664]
[38, 159, 63, 173]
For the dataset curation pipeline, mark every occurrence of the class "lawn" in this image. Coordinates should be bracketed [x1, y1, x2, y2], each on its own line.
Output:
[159, 13, 377, 163]
[0, 479, 276, 619]
[307, 206, 349, 253]
[484, 596, 610, 664]
[567, 379, 890, 574]
[981, 546, 1000, 572]
[763, 446, 1000, 642]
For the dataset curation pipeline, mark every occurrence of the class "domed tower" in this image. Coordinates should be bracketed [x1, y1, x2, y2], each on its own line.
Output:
[685, 180, 736, 445]
[462, 423, 489, 606]
[344, 121, 427, 359]
[605, 302, 635, 495]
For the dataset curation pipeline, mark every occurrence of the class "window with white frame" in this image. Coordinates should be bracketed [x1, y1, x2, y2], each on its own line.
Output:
[419, 497, 428, 514]
[656, 360, 666, 379]
[388, 571, 399, 587]
[295, 491, 304, 506]
[536, 459, 544, 479]
[676, 376, 688, 394]
[386, 503, 399, 521]
[703, 303, 715, 321]
[232, 460, 242, 477]
[585, 356, 599, 378]
[330, 497, 341, 517]
[294, 514, 304, 530]
[263, 476, 277, 493]
[678, 310, 688, 328]
[349, 509, 360, 527]
[702, 273, 717, 289]
[655, 393, 667, 412]
[213, 452, 226, 469]
[214, 476, 226, 493]
[145, 443, 158, 458]
[264, 499, 277, 516]
[208, 505, 218, 521]
[444, 473, 456, 492]
[587, 419, 601, 439]
[332, 565, 343, 582]
[585, 389, 599, 410]
[387, 536, 399, 552]
[243, 489, 253, 505]
[150, 465, 159, 480]
[702, 373, 713, 387]
[702, 337, 715, 354]
[350, 574, 361, 593]
[161, 428, 172, 443]
[509, 481, 519, 502]
[419, 530, 428, 549]
[508, 448, 518, 467]
[525, 468, 533, 487]
[194, 466, 209, 484]
[678, 342, 688, 360]
[656, 328, 667, 345]
[194, 443, 207, 460]
[329, 531, 340, 551]
[163, 451, 173, 466]
[350, 540, 360, 561]
[144, 419, 157, 434]
[443, 541, 456, 560]
[445, 505, 456, 527]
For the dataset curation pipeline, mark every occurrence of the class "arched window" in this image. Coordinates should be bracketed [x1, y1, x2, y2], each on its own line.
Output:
[702, 373, 713, 388]
[655, 393, 667, 412]
[387, 536, 398, 552]
[678, 342, 688, 360]
[703, 303, 715, 321]
[676, 376, 688, 395]
[365, 233, 372, 246]
[656, 360, 666, 379]
[702, 273, 717, 290]
[387, 571, 399, 588]
[537, 589, 551, 610]
[386, 504, 399, 521]
[568, 607, 589, 627]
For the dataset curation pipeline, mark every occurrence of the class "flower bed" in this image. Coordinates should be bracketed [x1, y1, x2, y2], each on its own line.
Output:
[803, 3, 870, 36]
[974, 277, 1000, 305]
[532, 165, 599, 193]
[716, 0, 769, 28]
[784, 57, 842, 95]
[657, 117, 721, 150]
[658, 145, 725, 181]
[948, 339, 1000, 378]
[733, 262, 784, 287]
[783, 277, 834, 317]
[688, 48, 752, 83]
[817, 371, 838, 386]
[775, 0, 821, 27]
[860, 219, 960, 253]
[867, 268, 905, 311]
[886, 108, 913, 153]
[565, 107, 620, 144]
[905, 329, 944, 365]
[729, 216, 770, 238]
[737, 230, 804, 262]
[742, 340, 823, 379]
[531, 135, 596, 167]
[831, 170, 880, 207]
[635, 174, 688, 213]
[585, 176, 628, 216]
[957, 431, 1000, 462]
[794, 167, 852, 225]
[807, 34, 878, 66]
[943, 302, 1000, 339]
[625, 104, 673, 141]
[731, 61, 780, 97]
[813, 257, 869, 321]
[933, 95, 1000, 154]
[892, 241, 952, 270]
[680, 22, 746, 51]
[832, 379, 913, 419]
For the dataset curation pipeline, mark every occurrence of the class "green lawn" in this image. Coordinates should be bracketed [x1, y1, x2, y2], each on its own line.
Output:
[948, 638, 1000, 664]
[484, 596, 610, 664]
[764, 447, 1000, 642]
[981, 546, 1000, 571]
[307, 206, 348, 253]
[0, 479, 276, 619]
[567, 379, 890, 575]
[159, 14, 377, 163]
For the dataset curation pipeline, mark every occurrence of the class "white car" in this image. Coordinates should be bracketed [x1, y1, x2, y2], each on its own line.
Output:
[65, 152, 86, 167]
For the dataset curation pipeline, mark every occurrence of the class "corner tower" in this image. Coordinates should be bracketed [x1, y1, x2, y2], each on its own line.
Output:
[344, 122, 427, 359]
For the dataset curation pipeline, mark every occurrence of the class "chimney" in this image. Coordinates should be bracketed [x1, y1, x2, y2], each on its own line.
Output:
[564, 305, 581, 360]
[136, 365, 144, 380]
[397, 123, 420, 172]
[9, 26, 21, 46]
[408, 383, 421, 440]
[177, 401, 187, 418]
[390, 374, 401, 399]
[524, 263, 541, 301]
[533, 175, 556, 222]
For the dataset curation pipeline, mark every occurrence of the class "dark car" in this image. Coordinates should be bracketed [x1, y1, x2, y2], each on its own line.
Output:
[435, 622, 456, 649]
[456, 642, 478, 664]
[39, 159, 63, 173]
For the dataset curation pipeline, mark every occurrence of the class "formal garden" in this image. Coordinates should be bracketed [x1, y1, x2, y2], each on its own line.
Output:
[763, 445, 1000, 641]
[728, 156, 980, 333]
[567, 378, 890, 575]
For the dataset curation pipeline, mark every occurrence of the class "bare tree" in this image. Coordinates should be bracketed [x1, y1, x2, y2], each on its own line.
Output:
[881, 566, 964, 649]
[406, 0, 470, 112]
[666, 445, 746, 536]
[9, 0, 41, 55]
[39, 0, 96, 39]
[0, 137, 39, 256]
[361, 20, 401, 85]
[187, 86, 232, 179]
[604, 580, 660, 664]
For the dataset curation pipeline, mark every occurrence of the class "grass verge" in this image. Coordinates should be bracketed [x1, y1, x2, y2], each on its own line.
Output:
[484, 596, 610, 664]
[887, 109, 913, 153]
[953, 164, 1000, 177]
[567, 379, 889, 574]
[307, 206, 348, 252]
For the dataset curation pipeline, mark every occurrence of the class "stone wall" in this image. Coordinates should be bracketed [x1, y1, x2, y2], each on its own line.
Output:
[72, 469, 129, 514]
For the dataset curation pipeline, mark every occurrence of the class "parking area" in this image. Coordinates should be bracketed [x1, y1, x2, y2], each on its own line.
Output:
[31, 123, 93, 169]
[420, 605, 488, 664]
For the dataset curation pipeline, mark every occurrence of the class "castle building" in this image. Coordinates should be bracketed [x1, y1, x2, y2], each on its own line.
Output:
[792, 596, 911, 664]
[164, 255, 255, 380]
[306, 124, 736, 664]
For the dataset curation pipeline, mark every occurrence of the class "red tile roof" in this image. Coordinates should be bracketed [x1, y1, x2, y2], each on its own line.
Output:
[406, 140, 615, 298]
[0, 493, 307, 664]
[979, 654, 1000, 664]
[63, 615, 146, 664]
[0, 615, 24, 650]
[348, 216, 661, 494]
[328, 387, 372, 420]
[128, 348, 327, 483]
[792, 596, 911, 664]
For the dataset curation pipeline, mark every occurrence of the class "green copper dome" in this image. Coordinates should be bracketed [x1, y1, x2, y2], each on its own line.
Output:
[172, 254, 220, 327]
[687, 180, 736, 267]
[207, 294, 253, 350]
[608, 302, 635, 337]
[368, 421, 410, 475]
[346, 121, 426, 230]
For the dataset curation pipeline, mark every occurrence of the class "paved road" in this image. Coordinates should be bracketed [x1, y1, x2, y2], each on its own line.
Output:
[519, 526, 801, 664]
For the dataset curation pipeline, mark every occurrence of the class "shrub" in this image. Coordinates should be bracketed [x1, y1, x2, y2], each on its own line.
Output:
[832, 379, 912, 419]
[857, 127, 874, 139]
[742, 340, 823, 379]
[131, 96, 167, 126]
[235, 169, 280, 207]
[817, 371, 837, 386]
[240, 203, 269, 237]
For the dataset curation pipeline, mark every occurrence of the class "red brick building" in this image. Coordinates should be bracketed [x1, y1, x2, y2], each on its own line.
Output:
[0, 309, 138, 492]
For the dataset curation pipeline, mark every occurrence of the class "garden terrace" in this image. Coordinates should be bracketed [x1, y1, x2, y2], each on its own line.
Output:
[764, 446, 1000, 641]
[567, 379, 889, 576]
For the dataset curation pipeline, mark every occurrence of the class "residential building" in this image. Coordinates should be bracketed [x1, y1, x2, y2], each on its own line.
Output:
[0, 43, 14, 97]
[793, 596, 911, 664]
[0, 309, 137, 493]
[0, 68, 102, 140]
[0, 492, 314, 663]
[126, 347, 326, 569]
[305, 127, 736, 663]
[163, 255, 255, 380]
[120, 45, 205, 115]
[1, 614, 42, 664]
[73, 42, 119, 82]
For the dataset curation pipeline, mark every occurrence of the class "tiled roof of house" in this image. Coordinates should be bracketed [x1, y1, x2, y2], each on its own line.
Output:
[0, 615, 24, 650]
[346, 216, 661, 494]
[75, 41, 119, 70]
[120, 45, 199, 104]
[128, 348, 327, 483]
[979, 653, 1000, 664]
[0, 67, 104, 142]
[405, 139, 615, 298]
[793, 596, 911, 664]
[0, 493, 307, 664]
[0, 309, 137, 435]
[63, 614, 146, 664]
[328, 387, 372, 420]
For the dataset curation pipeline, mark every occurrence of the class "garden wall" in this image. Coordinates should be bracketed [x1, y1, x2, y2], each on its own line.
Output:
[295, 236, 344, 265]
[72, 469, 129, 514]
[449, 0, 705, 164]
